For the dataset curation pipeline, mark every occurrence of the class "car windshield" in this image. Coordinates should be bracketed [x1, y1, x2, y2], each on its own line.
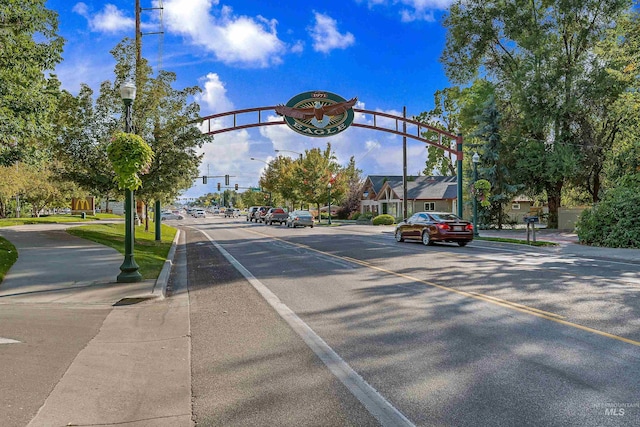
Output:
[430, 213, 461, 221]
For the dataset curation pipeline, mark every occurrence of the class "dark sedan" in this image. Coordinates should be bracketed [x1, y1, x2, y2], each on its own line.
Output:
[394, 212, 473, 246]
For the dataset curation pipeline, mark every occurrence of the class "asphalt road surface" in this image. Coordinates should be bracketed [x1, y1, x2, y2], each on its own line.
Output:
[181, 216, 640, 426]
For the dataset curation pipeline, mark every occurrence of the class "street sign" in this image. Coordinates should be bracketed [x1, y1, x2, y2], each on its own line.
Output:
[251, 187, 261, 192]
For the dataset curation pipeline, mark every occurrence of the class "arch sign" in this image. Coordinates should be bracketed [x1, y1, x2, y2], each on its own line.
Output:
[275, 91, 357, 137]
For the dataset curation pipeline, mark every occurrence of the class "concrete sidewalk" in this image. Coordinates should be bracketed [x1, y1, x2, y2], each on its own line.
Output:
[0, 223, 191, 427]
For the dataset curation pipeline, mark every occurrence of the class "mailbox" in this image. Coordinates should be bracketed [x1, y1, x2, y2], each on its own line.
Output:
[523, 216, 539, 224]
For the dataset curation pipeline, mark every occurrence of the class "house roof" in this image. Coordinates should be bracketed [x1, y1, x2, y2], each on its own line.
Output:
[380, 176, 457, 200]
[365, 176, 403, 194]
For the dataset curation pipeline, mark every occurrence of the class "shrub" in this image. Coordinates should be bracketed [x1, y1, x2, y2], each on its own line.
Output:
[576, 184, 640, 248]
[350, 212, 360, 220]
[372, 214, 395, 225]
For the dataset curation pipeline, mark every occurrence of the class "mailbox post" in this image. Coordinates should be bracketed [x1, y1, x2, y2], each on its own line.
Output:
[524, 215, 539, 244]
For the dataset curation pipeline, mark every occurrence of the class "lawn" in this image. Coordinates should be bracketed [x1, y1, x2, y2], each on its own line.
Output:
[0, 218, 177, 283]
[0, 213, 120, 227]
[0, 237, 18, 283]
[66, 223, 177, 280]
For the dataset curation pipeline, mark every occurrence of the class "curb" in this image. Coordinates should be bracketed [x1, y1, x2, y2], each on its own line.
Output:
[152, 229, 180, 298]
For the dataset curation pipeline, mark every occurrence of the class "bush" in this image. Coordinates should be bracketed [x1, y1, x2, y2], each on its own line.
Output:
[350, 212, 360, 220]
[372, 214, 395, 226]
[576, 184, 640, 248]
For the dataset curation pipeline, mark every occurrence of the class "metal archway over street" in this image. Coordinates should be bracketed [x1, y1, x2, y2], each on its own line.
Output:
[199, 105, 464, 218]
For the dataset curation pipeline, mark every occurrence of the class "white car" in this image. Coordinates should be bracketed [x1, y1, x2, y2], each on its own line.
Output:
[161, 212, 184, 221]
[193, 209, 206, 218]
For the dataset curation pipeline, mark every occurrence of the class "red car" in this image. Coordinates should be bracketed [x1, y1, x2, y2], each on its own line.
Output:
[394, 212, 474, 247]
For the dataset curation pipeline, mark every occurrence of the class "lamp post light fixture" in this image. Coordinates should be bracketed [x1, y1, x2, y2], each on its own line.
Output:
[250, 157, 269, 165]
[117, 80, 142, 283]
[275, 149, 303, 160]
[472, 152, 480, 237]
[327, 182, 332, 225]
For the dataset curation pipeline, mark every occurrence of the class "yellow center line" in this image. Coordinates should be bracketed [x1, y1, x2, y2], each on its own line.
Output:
[246, 229, 640, 347]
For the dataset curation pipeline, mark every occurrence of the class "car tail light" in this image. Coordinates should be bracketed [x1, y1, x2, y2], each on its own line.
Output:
[437, 223, 451, 230]
[466, 224, 474, 231]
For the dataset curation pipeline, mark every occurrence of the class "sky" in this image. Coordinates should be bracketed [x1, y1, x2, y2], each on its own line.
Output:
[45, 0, 456, 199]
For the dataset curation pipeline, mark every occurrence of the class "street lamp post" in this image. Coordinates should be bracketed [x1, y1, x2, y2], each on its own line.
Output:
[472, 152, 480, 237]
[327, 182, 332, 225]
[117, 81, 142, 283]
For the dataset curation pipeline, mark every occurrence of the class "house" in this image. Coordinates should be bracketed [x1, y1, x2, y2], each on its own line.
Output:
[360, 175, 458, 218]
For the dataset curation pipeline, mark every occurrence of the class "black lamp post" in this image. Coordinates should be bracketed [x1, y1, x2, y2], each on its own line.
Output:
[117, 80, 142, 283]
[327, 182, 332, 225]
[472, 152, 480, 237]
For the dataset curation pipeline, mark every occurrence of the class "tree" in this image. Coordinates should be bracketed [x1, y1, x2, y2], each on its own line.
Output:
[107, 40, 209, 229]
[415, 87, 463, 176]
[0, 0, 64, 166]
[52, 85, 120, 205]
[441, 0, 633, 228]
[293, 144, 342, 219]
[336, 156, 363, 219]
[472, 94, 522, 228]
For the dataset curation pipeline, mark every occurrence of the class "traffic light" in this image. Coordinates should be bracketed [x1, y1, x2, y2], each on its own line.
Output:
[217, 182, 221, 191]
[225, 174, 230, 186]
[235, 183, 238, 191]
[203, 176, 207, 184]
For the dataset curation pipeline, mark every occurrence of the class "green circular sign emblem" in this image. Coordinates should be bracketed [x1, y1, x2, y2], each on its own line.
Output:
[275, 91, 357, 138]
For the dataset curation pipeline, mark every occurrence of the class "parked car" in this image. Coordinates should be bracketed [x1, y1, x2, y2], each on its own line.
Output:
[160, 211, 184, 221]
[254, 206, 272, 223]
[286, 210, 314, 228]
[247, 206, 260, 222]
[394, 212, 473, 246]
[264, 208, 288, 225]
[193, 209, 206, 218]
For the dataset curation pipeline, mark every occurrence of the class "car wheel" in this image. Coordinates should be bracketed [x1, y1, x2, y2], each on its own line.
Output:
[422, 231, 433, 246]
[395, 230, 404, 242]
[310, 224, 313, 228]
[458, 241, 469, 247]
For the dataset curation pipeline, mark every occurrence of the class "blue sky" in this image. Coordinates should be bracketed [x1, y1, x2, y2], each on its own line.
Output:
[46, 0, 456, 198]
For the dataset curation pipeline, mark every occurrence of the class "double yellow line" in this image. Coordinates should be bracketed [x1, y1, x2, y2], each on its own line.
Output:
[247, 228, 640, 348]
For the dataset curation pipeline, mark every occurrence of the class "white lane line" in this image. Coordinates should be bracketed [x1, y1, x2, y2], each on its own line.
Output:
[0, 337, 20, 344]
[199, 229, 415, 427]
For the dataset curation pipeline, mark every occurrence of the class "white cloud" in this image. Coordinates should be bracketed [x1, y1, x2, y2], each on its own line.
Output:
[195, 73, 234, 114]
[161, 0, 286, 68]
[73, 2, 134, 33]
[357, 0, 452, 22]
[309, 12, 355, 54]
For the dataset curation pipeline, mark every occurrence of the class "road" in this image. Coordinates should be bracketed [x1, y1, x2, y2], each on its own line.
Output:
[182, 216, 640, 426]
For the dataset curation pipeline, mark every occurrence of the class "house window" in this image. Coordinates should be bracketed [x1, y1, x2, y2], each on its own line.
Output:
[424, 202, 435, 211]
[512, 203, 521, 210]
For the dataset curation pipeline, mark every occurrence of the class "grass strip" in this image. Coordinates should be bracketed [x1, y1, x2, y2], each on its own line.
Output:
[0, 237, 18, 283]
[67, 223, 177, 280]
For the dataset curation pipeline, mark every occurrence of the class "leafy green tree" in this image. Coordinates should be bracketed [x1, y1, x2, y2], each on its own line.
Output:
[415, 87, 464, 176]
[442, 0, 632, 227]
[105, 40, 208, 229]
[0, 0, 64, 166]
[336, 156, 362, 219]
[294, 143, 342, 219]
[52, 85, 120, 204]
